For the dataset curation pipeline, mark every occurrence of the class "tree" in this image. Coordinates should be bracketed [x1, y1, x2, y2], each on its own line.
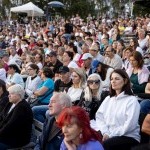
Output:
[0, 0, 11, 17]
[62, 0, 96, 19]
[133, 0, 150, 16]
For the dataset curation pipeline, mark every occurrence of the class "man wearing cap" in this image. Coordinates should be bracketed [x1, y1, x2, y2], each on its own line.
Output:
[54, 66, 72, 93]
[45, 51, 63, 80]
[89, 44, 104, 62]
[81, 53, 96, 76]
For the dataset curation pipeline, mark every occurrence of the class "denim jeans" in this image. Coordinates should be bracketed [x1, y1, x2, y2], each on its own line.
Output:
[140, 99, 150, 114]
[32, 105, 49, 123]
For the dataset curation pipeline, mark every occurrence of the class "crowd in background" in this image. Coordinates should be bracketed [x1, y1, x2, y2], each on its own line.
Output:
[0, 14, 150, 150]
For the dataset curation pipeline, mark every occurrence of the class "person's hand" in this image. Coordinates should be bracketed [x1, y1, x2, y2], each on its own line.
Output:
[64, 140, 76, 150]
[102, 134, 109, 142]
[31, 93, 37, 98]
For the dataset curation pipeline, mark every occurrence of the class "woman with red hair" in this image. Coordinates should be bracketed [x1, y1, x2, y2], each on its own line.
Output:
[57, 106, 104, 150]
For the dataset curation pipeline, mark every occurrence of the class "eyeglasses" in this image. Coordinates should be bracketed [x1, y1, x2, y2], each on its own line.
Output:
[87, 80, 100, 85]
[105, 51, 112, 53]
[27, 68, 33, 71]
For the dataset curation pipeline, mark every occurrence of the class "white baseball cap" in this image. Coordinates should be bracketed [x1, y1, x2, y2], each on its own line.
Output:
[81, 53, 93, 60]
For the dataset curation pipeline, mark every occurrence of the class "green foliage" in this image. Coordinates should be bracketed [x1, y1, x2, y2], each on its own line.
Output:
[133, 3, 150, 16]
[63, 0, 96, 19]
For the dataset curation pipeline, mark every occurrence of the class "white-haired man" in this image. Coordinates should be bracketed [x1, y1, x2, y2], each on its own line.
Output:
[34, 92, 72, 150]
[0, 84, 33, 149]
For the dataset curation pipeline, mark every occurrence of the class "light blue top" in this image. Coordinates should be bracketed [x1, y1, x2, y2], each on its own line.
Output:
[6, 73, 24, 88]
[37, 78, 54, 104]
[60, 140, 104, 150]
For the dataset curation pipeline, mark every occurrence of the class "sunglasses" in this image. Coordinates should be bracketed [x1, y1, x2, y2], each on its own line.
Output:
[87, 80, 100, 85]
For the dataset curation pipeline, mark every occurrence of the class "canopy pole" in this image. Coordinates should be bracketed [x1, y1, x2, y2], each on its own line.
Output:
[9, 11, 11, 24]
[32, 10, 34, 21]
[130, 2, 134, 17]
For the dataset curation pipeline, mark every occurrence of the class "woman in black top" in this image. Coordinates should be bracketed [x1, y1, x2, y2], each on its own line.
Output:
[78, 73, 104, 120]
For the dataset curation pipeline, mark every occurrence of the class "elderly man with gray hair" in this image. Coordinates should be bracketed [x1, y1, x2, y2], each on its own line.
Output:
[34, 92, 72, 150]
[0, 84, 33, 150]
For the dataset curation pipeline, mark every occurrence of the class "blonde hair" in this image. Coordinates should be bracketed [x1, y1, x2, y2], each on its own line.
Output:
[72, 68, 86, 89]
[84, 73, 103, 101]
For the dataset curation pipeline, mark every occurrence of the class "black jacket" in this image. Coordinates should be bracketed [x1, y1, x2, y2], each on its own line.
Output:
[0, 91, 9, 113]
[78, 91, 109, 120]
[34, 116, 63, 150]
[0, 100, 33, 148]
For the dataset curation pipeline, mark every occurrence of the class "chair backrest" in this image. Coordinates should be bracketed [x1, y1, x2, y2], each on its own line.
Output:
[33, 119, 43, 139]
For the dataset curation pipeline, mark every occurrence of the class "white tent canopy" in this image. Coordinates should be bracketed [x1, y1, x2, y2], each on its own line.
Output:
[10, 2, 44, 16]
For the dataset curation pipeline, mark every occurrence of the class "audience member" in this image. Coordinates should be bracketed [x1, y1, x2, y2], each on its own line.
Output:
[81, 53, 96, 76]
[57, 106, 104, 150]
[78, 73, 104, 120]
[67, 68, 86, 104]
[34, 92, 72, 150]
[54, 66, 72, 93]
[127, 51, 149, 94]
[32, 67, 54, 122]
[25, 63, 42, 98]
[96, 69, 140, 150]
[96, 62, 114, 91]
[0, 84, 33, 149]
[6, 64, 24, 88]
[103, 46, 123, 69]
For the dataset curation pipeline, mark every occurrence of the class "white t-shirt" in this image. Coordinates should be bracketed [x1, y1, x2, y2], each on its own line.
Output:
[67, 87, 83, 102]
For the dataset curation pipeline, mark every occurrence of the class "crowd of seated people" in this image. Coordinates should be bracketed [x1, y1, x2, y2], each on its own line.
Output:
[0, 14, 150, 150]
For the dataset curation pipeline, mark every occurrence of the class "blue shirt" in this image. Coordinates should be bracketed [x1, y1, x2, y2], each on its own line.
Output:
[60, 140, 104, 150]
[37, 78, 54, 104]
